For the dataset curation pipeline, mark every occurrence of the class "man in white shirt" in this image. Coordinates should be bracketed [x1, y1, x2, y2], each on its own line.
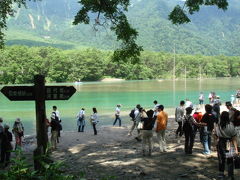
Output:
[52, 106, 61, 142]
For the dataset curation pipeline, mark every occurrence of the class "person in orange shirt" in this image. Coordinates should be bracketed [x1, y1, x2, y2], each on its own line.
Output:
[155, 105, 168, 152]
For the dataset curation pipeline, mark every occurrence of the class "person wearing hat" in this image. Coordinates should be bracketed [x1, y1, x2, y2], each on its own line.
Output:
[183, 107, 199, 154]
[113, 104, 122, 127]
[0, 124, 12, 167]
[12, 118, 24, 150]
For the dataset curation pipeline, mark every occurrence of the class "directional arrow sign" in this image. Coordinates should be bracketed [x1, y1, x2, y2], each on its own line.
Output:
[1, 86, 34, 101]
[1, 86, 76, 101]
[45, 86, 76, 100]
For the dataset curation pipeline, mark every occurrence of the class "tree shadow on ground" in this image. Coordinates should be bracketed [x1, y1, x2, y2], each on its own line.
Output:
[51, 128, 240, 180]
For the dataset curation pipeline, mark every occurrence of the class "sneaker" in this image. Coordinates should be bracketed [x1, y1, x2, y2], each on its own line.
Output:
[202, 152, 211, 155]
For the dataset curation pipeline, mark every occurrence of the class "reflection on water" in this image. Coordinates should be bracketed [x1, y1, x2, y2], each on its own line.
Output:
[0, 78, 239, 134]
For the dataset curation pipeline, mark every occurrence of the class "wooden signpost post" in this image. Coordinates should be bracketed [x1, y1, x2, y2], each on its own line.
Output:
[1, 75, 76, 170]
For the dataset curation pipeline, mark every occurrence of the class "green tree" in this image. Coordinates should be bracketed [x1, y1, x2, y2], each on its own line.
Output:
[0, 0, 230, 62]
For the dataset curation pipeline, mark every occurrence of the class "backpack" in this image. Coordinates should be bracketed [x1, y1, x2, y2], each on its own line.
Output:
[129, 109, 135, 119]
[183, 116, 193, 132]
[52, 112, 59, 122]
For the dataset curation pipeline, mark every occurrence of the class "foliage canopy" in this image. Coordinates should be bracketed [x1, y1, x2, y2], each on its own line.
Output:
[0, 0, 230, 62]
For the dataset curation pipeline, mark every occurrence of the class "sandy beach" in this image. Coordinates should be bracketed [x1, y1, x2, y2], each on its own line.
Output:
[20, 117, 240, 180]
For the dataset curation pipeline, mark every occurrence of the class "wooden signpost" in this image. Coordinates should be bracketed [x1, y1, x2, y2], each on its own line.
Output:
[1, 75, 76, 170]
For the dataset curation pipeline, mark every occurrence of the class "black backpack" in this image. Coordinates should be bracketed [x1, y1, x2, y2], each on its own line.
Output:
[129, 109, 135, 119]
[183, 116, 193, 132]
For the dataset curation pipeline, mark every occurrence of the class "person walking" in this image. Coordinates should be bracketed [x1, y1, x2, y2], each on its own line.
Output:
[128, 104, 141, 137]
[215, 111, 239, 179]
[12, 118, 24, 150]
[200, 104, 215, 155]
[183, 107, 199, 154]
[50, 113, 61, 150]
[0, 125, 13, 167]
[141, 109, 155, 156]
[155, 105, 168, 152]
[90, 107, 99, 135]
[77, 108, 85, 132]
[175, 100, 185, 140]
[113, 104, 122, 127]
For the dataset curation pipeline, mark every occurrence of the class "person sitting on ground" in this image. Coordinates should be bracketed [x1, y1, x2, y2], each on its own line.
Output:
[183, 107, 199, 154]
[0, 125, 12, 167]
[155, 105, 168, 152]
[141, 109, 155, 156]
[175, 100, 185, 139]
[215, 111, 239, 179]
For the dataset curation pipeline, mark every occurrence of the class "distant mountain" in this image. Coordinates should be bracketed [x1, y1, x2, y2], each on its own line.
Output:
[5, 0, 240, 56]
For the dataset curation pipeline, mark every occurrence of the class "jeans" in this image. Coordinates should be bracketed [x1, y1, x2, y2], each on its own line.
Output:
[93, 123, 97, 135]
[113, 115, 121, 126]
[217, 138, 234, 177]
[202, 131, 212, 154]
[78, 120, 85, 132]
[184, 129, 195, 154]
[176, 122, 183, 137]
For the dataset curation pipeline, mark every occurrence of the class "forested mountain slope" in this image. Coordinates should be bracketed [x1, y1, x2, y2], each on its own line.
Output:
[5, 0, 240, 56]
